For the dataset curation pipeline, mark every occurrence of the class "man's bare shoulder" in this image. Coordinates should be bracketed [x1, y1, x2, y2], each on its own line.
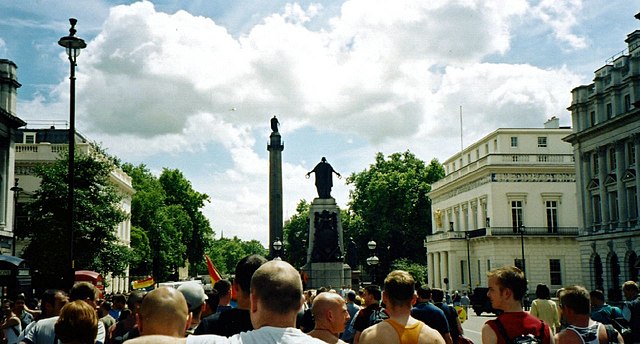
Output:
[420, 322, 446, 344]
[360, 321, 398, 344]
[125, 335, 187, 344]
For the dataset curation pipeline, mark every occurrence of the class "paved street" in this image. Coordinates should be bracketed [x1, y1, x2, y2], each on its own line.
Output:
[461, 312, 497, 343]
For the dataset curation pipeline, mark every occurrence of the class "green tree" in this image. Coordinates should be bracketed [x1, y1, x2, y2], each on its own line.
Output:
[18, 151, 129, 288]
[129, 226, 152, 277]
[391, 258, 428, 286]
[207, 237, 267, 276]
[283, 200, 310, 269]
[346, 151, 444, 281]
[159, 169, 213, 276]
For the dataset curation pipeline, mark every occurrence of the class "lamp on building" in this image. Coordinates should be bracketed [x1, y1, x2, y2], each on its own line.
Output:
[519, 224, 526, 279]
[366, 240, 379, 284]
[58, 18, 86, 288]
[10, 178, 23, 257]
[272, 237, 283, 260]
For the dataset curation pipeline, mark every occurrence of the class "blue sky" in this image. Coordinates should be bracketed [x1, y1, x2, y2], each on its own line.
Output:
[1, 0, 638, 246]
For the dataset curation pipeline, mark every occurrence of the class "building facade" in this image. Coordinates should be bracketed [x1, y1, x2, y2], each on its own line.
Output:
[425, 118, 582, 294]
[14, 127, 135, 293]
[564, 26, 640, 301]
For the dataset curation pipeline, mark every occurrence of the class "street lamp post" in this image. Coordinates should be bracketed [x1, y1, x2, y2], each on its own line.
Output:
[58, 18, 86, 288]
[366, 240, 379, 284]
[272, 237, 283, 260]
[519, 225, 526, 279]
[465, 231, 472, 292]
[10, 178, 23, 256]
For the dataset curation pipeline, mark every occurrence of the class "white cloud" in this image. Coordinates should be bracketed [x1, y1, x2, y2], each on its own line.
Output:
[13, 0, 593, 245]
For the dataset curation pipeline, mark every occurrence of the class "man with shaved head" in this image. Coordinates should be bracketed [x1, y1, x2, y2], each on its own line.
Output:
[137, 286, 192, 337]
[308, 292, 350, 344]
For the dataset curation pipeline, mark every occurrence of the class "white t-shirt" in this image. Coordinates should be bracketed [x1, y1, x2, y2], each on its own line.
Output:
[185, 327, 326, 344]
[22, 315, 106, 344]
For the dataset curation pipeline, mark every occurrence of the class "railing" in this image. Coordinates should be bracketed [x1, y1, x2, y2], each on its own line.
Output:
[426, 226, 578, 242]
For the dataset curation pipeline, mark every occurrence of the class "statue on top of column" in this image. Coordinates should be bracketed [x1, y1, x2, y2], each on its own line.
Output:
[306, 157, 341, 199]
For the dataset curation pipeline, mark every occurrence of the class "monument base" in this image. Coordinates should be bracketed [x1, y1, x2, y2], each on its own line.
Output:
[306, 262, 352, 289]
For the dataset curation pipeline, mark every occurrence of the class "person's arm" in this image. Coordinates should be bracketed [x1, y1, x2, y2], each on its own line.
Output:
[530, 300, 539, 317]
[481, 323, 498, 344]
[443, 332, 453, 344]
[354, 330, 362, 344]
[0, 316, 19, 329]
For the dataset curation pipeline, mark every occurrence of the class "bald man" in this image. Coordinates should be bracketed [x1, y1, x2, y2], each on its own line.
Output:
[136, 287, 192, 337]
[308, 292, 350, 344]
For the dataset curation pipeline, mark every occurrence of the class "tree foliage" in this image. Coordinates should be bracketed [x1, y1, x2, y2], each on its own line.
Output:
[18, 151, 129, 288]
[207, 237, 267, 276]
[346, 151, 444, 281]
[283, 200, 310, 269]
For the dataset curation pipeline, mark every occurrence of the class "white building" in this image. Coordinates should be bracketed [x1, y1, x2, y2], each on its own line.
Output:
[425, 118, 582, 295]
[564, 21, 640, 301]
[14, 127, 134, 293]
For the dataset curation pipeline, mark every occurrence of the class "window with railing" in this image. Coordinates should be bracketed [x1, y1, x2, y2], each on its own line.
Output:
[550, 259, 562, 285]
[511, 200, 523, 232]
[546, 201, 558, 233]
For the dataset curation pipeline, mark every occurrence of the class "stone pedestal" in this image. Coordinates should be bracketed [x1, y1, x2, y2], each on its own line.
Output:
[303, 198, 352, 289]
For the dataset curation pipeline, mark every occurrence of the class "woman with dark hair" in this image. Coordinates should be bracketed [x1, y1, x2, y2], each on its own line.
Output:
[530, 283, 560, 334]
[55, 300, 98, 344]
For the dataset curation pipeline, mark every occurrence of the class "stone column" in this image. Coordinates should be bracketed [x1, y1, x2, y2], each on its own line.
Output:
[615, 141, 627, 227]
[597, 147, 610, 228]
[441, 251, 448, 290]
[428, 252, 434, 285]
[582, 152, 593, 232]
[434, 252, 441, 288]
[267, 124, 284, 258]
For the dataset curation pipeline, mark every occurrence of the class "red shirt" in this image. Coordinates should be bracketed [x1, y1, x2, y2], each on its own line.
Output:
[487, 312, 551, 344]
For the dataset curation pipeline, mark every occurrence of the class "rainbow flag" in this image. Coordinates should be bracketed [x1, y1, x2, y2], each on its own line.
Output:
[205, 254, 222, 284]
[132, 276, 154, 290]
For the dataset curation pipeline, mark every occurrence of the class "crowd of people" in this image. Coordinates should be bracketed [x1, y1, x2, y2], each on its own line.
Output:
[1, 257, 638, 344]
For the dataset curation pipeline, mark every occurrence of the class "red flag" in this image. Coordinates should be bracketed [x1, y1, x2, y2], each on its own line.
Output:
[205, 254, 222, 284]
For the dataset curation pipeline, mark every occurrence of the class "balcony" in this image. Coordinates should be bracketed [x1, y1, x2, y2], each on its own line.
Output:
[426, 226, 578, 243]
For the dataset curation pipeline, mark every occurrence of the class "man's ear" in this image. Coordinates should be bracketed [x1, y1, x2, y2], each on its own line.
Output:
[185, 312, 193, 333]
[250, 293, 258, 313]
[135, 313, 143, 334]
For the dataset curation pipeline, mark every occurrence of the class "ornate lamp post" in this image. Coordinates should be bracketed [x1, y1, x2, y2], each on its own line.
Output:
[58, 18, 86, 288]
[272, 237, 283, 260]
[519, 225, 526, 279]
[366, 240, 379, 284]
[10, 179, 23, 256]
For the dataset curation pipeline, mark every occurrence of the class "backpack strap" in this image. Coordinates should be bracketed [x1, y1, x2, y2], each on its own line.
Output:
[604, 324, 618, 344]
[494, 318, 511, 344]
[537, 320, 545, 341]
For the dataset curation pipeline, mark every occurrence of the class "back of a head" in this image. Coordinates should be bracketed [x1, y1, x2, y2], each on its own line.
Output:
[69, 282, 98, 302]
[364, 285, 381, 301]
[177, 282, 207, 312]
[127, 290, 148, 311]
[431, 288, 444, 303]
[140, 287, 189, 336]
[55, 300, 98, 344]
[235, 254, 268, 293]
[559, 285, 590, 315]
[384, 270, 415, 308]
[311, 292, 343, 319]
[535, 284, 551, 300]
[417, 286, 431, 300]
[487, 266, 527, 301]
[204, 288, 220, 310]
[623, 281, 639, 294]
[251, 260, 303, 315]
[42, 289, 63, 308]
[214, 279, 232, 298]
[112, 293, 127, 306]
[347, 290, 357, 302]
[589, 289, 605, 303]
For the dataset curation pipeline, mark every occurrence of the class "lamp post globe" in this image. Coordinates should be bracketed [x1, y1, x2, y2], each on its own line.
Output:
[272, 237, 283, 260]
[59, 17, 86, 289]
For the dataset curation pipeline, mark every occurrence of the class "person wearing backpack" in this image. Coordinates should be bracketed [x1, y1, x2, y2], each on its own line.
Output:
[555, 285, 623, 344]
[481, 266, 552, 344]
[352, 285, 384, 344]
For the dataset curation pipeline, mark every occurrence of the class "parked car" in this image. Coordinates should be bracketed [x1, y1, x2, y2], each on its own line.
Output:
[469, 287, 498, 316]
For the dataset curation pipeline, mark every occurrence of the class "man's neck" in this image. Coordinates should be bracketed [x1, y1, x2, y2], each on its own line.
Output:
[500, 302, 524, 313]
[387, 305, 411, 323]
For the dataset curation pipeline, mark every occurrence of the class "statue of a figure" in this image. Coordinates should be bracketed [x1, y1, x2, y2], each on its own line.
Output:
[346, 237, 358, 269]
[271, 115, 280, 132]
[311, 210, 342, 262]
[306, 157, 341, 199]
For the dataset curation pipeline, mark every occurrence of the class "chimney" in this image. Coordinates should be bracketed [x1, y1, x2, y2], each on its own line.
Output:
[544, 116, 560, 129]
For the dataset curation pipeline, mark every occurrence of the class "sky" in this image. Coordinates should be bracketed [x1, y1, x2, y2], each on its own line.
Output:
[1, 0, 638, 247]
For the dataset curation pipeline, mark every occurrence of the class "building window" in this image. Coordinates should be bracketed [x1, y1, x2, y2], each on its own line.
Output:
[477, 260, 481, 286]
[546, 201, 558, 233]
[511, 137, 518, 148]
[609, 191, 619, 223]
[452, 162, 456, 171]
[515, 258, 524, 271]
[625, 94, 631, 112]
[550, 259, 562, 285]
[590, 111, 596, 126]
[593, 153, 599, 174]
[593, 195, 602, 226]
[511, 200, 523, 232]
[467, 153, 471, 163]
[606, 103, 613, 119]
[609, 147, 617, 171]
[628, 142, 636, 166]
[485, 144, 489, 154]
[476, 149, 480, 159]
[24, 133, 36, 144]
[487, 260, 491, 272]
[460, 260, 466, 285]
[538, 137, 547, 148]
[628, 187, 638, 221]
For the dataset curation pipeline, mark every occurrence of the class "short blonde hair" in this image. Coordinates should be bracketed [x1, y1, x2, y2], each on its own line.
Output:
[55, 300, 98, 344]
